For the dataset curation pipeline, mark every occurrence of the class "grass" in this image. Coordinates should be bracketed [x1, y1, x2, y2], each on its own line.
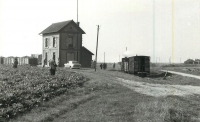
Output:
[134, 96, 199, 122]
[6, 65, 200, 121]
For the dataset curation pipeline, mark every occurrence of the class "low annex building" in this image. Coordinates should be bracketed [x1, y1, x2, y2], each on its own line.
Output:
[40, 20, 93, 67]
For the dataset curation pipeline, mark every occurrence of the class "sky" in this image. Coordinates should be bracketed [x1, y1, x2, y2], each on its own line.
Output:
[0, 0, 200, 63]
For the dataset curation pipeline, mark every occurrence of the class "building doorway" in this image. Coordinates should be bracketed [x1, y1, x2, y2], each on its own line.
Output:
[66, 52, 75, 62]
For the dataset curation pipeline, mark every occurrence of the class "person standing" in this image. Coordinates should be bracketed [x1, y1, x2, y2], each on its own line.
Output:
[113, 62, 115, 69]
[103, 63, 106, 70]
[13, 58, 18, 68]
[100, 63, 102, 69]
[50, 59, 57, 75]
[43, 58, 46, 67]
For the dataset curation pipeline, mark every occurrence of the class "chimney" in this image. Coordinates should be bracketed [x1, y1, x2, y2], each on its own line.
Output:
[77, 22, 80, 26]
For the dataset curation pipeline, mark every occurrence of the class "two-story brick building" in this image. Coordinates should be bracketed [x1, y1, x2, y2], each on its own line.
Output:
[40, 20, 93, 67]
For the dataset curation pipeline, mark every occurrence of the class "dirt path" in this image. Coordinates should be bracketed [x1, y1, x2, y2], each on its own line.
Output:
[161, 70, 200, 79]
[79, 69, 200, 97]
[117, 77, 200, 97]
[75, 69, 200, 97]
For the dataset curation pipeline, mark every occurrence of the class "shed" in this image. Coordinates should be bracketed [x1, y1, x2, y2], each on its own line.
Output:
[81, 46, 94, 67]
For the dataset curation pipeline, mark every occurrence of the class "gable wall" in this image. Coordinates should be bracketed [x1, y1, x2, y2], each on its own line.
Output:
[42, 33, 60, 66]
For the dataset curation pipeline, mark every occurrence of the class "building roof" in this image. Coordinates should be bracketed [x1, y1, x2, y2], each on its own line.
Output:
[82, 46, 94, 55]
[40, 20, 85, 34]
[22, 56, 30, 58]
[7, 56, 15, 58]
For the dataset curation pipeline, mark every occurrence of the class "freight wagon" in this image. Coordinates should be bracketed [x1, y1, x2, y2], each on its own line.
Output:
[121, 56, 150, 76]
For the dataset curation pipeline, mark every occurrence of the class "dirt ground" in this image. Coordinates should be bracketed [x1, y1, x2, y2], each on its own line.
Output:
[117, 77, 200, 97]
[10, 67, 200, 122]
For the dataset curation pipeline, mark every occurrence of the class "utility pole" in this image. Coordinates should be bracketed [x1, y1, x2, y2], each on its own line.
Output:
[77, 0, 79, 62]
[172, 0, 174, 64]
[156, 57, 157, 64]
[153, 0, 155, 63]
[104, 52, 105, 63]
[95, 25, 100, 71]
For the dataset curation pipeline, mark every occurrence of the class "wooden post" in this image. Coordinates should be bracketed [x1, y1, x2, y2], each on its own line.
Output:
[95, 25, 100, 71]
[104, 52, 105, 63]
[77, 0, 79, 62]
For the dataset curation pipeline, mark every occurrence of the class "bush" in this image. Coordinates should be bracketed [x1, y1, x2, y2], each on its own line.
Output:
[0, 65, 88, 120]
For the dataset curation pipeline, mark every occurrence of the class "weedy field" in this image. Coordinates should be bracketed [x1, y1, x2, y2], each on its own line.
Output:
[0, 65, 88, 121]
[1, 64, 200, 122]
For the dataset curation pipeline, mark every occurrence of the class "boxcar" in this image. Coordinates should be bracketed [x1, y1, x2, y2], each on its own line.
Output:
[121, 56, 150, 75]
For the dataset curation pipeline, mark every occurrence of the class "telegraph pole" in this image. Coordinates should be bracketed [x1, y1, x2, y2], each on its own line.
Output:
[172, 0, 174, 64]
[95, 25, 100, 71]
[104, 52, 105, 63]
[153, 0, 155, 63]
[77, 0, 79, 62]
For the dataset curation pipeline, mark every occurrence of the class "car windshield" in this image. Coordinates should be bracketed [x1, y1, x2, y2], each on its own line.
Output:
[72, 61, 78, 63]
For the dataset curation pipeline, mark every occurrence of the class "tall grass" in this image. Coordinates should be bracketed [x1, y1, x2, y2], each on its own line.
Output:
[134, 97, 195, 122]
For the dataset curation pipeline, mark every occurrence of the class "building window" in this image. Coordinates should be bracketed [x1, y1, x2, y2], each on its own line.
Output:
[45, 38, 48, 47]
[68, 37, 73, 48]
[67, 34, 73, 48]
[53, 37, 56, 47]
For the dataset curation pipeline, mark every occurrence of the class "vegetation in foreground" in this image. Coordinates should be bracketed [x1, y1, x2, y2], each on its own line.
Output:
[0, 65, 88, 121]
[134, 96, 199, 122]
[2, 64, 200, 122]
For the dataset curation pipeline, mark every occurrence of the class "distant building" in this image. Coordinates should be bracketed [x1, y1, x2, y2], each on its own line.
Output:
[31, 54, 42, 58]
[4, 56, 15, 65]
[0, 56, 4, 64]
[184, 59, 195, 64]
[194, 59, 200, 64]
[31, 54, 42, 65]
[19, 56, 30, 65]
[2, 56, 30, 65]
[39, 20, 93, 67]
[184, 59, 200, 64]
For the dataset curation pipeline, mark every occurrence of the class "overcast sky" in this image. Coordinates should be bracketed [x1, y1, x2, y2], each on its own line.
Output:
[0, 0, 200, 63]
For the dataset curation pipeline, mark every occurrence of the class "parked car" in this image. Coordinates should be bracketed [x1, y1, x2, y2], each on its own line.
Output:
[64, 61, 81, 69]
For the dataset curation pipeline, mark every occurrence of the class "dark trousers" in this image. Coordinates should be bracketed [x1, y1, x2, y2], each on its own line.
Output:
[50, 69, 56, 75]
